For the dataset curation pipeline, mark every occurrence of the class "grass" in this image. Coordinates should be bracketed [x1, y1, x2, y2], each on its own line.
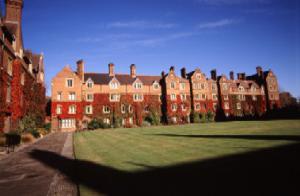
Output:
[74, 120, 300, 195]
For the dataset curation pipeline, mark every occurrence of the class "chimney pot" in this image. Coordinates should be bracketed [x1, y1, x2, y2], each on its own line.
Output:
[76, 59, 84, 81]
[211, 69, 217, 80]
[230, 71, 234, 80]
[130, 64, 136, 78]
[109, 63, 115, 77]
[181, 67, 187, 78]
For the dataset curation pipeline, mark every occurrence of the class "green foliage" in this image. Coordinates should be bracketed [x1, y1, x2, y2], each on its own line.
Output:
[88, 119, 111, 130]
[29, 129, 41, 138]
[144, 111, 161, 126]
[206, 111, 215, 122]
[200, 113, 207, 123]
[192, 112, 201, 123]
[142, 121, 152, 127]
[113, 116, 122, 128]
[44, 123, 51, 133]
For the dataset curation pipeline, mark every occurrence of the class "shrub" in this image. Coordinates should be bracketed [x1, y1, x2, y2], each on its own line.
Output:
[112, 116, 122, 128]
[192, 112, 201, 123]
[44, 123, 51, 133]
[206, 111, 215, 122]
[142, 121, 151, 127]
[29, 129, 41, 138]
[88, 119, 100, 130]
[200, 113, 207, 123]
[21, 133, 35, 144]
[18, 115, 37, 133]
[145, 111, 161, 126]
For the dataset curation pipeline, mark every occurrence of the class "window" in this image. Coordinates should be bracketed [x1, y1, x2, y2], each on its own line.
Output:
[171, 94, 177, 100]
[180, 94, 187, 101]
[196, 74, 201, 79]
[87, 81, 93, 88]
[69, 92, 76, 101]
[68, 105, 76, 114]
[133, 94, 143, 101]
[224, 95, 229, 100]
[180, 83, 186, 90]
[170, 82, 176, 89]
[110, 94, 120, 102]
[251, 86, 256, 92]
[236, 103, 241, 110]
[134, 82, 143, 89]
[144, 106, 150, 113]
[7, 57, 13, 76]
[195, 104, 201, 111]
[6, 84, 11, 103]
[212, 94, 218, 101]
[195, 94, 200, 100]
[153, 82, 159, 90]
[128, 105, 133, 113]
[110, 82, 118, 89]
[238, 86, 244, 92]
[238, 94, 245, 101]
[201, 94, 206, 100]
[103, 118, 111, 125]
[121, 104, 126, 114]
[57, 92, 62, 101]
[66, 79, 74, 87]
[224, 102, 230, 110]
[201, 83, 206, 90]
[223, 84, 228, 90]
[86, 94, 94, 101]
[85, 105, 93, 114]
[252, 95, 257, 101]
[171, 104, 177, 111]
[103, 106, 110, 114]
[56, 105, 62, 114]
[59, 119, 76, 129]
[181, 104, 187, 111]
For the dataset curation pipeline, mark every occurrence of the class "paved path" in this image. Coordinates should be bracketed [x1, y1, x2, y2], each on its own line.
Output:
[0, 133, 77, 196]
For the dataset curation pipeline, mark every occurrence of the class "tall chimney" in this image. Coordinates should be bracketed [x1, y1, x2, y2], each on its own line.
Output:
[237, 73, 242, 80]
[211, 69, 217, 80]
[256, 66, 263, 78]
[108, 63, 115, 77]
[181, 67, 187, 78]
[241, 73, 246, 80]
[76, 60, 84, 81]
[130, 64, 136, 78]
[230, 71, 234, 80]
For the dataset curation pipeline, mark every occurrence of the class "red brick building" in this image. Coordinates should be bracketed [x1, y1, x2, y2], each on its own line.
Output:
[51, 60, 280, 131]
[0, 0, 46, 133]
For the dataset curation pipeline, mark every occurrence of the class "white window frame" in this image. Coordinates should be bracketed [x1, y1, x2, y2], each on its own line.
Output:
[134, 82, 143, 89]
[103, 106, 110, 114]
[69, 92, 76, 101]
[110, 94, 120, 102]
[195, 104, 201, 111]
[133, 94, 143, 102]
[170, 82, 176, 89]
[153, 82, 159, 90]
[57, 92, 62, 101]
[180, 94, 187, 101]
[179, 83, 186, 90]
[87, 80, 94, 88]
[68, 105, 76, 114]
[236, 103, 241, 110]
[224, 102, 230, 110]
[224, 95, 229, 100]
[212, 94, 218, 101]
[85, 105, 93, 114]
[56, 105, 62, 114]
[66, 78, 74, 88]
[121, 104, 126, 114]
[110, 81, 119, 89]
[86, 94, 94, 102]
[171, 94, 177, 100]
[171, 104, 177, 112]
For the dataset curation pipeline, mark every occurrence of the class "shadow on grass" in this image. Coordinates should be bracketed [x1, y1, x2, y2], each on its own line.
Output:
[29, 140, 300, 196]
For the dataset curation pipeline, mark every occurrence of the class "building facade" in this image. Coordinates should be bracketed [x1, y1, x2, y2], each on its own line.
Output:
[51, 60, 280, 132]
[0, 0, 46, 133]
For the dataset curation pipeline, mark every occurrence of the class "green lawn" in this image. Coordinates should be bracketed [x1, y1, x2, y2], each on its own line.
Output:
[74, 120, 300, 196]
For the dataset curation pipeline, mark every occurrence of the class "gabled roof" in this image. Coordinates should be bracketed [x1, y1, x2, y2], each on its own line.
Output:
[84, 73, 161, 85]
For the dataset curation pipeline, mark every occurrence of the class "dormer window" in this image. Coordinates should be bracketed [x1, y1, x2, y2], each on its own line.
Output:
[110, 81, 119, 89]
[238, 86, 244, 92]
[251, 86, 256, 92]
[223, 84, 228, 90]
[87, 80, 94, 88]
[134, 82, 143, 89]
[196, 74, 201, 79]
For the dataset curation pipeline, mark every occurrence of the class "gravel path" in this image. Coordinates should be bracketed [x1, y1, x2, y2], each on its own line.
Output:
[0, 133, 77, 196]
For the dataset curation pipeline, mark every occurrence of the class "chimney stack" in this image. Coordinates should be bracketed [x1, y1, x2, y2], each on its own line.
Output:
[211, 69, 217, 80]
[76, 60, 84, 81]
[108, 63, 115, 77]
[241, 73, 246, 80]
[230, 71, 234, 80]
[130, 64, 136, 78]
[256, 66, 263, 78]
[237, 73, 246, 80]
[181, 67, 187, 78]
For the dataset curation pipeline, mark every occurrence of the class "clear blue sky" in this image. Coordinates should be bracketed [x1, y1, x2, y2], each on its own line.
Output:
[8, 0, 300, 97]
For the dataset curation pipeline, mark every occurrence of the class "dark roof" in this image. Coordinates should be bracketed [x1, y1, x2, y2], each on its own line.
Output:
[84, 73, 161, 85]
